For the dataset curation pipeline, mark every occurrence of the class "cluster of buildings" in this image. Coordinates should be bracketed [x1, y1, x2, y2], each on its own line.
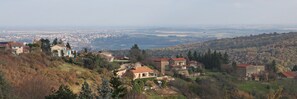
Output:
[153, 58, 203, 77]
[0, 40, 76, 58]
[0, 41, 29, 55]
[114, 57, 204, 80]
[236, 64, 297, 80]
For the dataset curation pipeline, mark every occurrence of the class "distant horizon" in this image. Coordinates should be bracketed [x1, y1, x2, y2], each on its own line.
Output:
[1, 24, 297, 29]
[1, 0, 297, 26]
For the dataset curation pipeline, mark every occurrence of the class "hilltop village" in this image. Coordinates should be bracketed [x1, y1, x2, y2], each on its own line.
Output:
[1, 38, 297, 99]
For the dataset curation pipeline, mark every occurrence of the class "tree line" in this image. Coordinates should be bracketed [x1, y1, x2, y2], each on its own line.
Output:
[187, 49, 229, 70]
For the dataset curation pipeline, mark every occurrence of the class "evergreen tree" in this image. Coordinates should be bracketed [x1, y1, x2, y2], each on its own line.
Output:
[66, 42, 71, 49]
[40, 38, 51, 54]
[223, 52, 229, 64]
[292, 65, 297, 71]
[232, 61, 237, 70]
[132, 81, 144, 93]
[79, 81, 94, 99]
[52, 38, 58, 45]
[271, 60, 277, 72]
[187, 50, 192, 60]
[45, 85, 77, 99]
[110, 72, 126, 98]
[176, 54, 180, 58]
[129, 44, 142, 63]
[193, 51, 198, 61]
[0, 73, 10, 99]
[98, 79, 112, 99]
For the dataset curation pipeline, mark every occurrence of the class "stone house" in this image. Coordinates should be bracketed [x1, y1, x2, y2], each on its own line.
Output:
[153, 58, 170, 76]
[236, 64, 265, 80]
[51, 44, 74, 57]
[0, 41, 24, 55]
[169, 58, 187, 67]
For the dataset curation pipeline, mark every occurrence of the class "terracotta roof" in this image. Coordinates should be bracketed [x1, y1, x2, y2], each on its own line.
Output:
[154, 58, 170, 62]
[131, 66, 154, 73]
[171, 58, 186, 61]
[282, 71, 296, 78]
[9, 42, 23, 47]
[0, 42, 9, 47]
[0, 42, 9, 44]
[237, 64, 251, 68]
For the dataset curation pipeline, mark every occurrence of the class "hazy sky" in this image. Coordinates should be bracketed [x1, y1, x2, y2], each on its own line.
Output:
[1, 0, 297, 27]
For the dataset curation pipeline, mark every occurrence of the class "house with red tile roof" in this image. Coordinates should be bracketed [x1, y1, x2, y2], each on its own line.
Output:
[236, 64, 265, 80]
[281, 71, 297, 78]
[130, 66, 156, 80]
[169, 58, 187, 67]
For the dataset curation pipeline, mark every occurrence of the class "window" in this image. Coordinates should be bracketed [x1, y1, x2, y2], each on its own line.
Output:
[142, 73, 146, 77]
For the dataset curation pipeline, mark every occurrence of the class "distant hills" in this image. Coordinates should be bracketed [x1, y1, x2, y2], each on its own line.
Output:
[152, 32, 297, 71]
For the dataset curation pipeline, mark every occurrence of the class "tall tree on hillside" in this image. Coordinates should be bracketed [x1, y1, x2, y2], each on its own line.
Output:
[52, 38, 58, 45]
[292, 65, 297, 71]
[0, 73, 11, 99]
[110, 72, 126, 98]
[271, 60, 277, 72]
[193, 51, 198, 61]
[79, 81, 94, 99]
[40, 38, 51, 54]
[45, 85, 77, 99]
[66, 42, 71, 49]
[129, 44, 143, 63]
[187, 51, 193, 60]
[223, 52, 229, 64]
[98, 79, 112, 99]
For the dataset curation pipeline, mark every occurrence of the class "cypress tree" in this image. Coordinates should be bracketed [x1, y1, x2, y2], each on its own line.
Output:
[52, 38, 58, 45]
[0, 73, 10, 99]
[110, 73, 126, 98]
[98, 79, 112, 99]
[45, 85, 77, 99]
[187, 51, 192, 60]
[79, 81, 94, 99]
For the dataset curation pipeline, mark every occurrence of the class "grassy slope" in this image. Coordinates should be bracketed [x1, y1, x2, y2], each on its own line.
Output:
[0, 52, 101, 94]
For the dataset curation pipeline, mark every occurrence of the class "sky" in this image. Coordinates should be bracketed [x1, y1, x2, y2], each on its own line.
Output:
[0, 0, 297, 27]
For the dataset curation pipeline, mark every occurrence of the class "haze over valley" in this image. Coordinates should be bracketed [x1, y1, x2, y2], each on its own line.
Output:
[1, 25, 296, 50]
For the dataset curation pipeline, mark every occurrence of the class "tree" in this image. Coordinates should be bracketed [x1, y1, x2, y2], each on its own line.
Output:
[223, 52, 229, 64]
[98, 79, 112, 99]
[58, 39, 63, 44]
[129, 44, 143, 63]
[0, 73, 11, 99]
[187, 51, 193, 60]
[52, 38, 58, 45]
[292, 65, 297, 71]
[66, 42, 71, 49]
[40, 38, 51, 54]
[110, 72, 126, 98]
[132, 81, 144, 93]
[271, 60, 277, 72]
[45, 85, 77, 99]
[232, 61, 237, 70]
[79, 81, 94, 99]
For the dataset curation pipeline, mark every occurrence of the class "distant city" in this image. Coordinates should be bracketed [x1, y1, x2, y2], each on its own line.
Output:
[1, 25, 297, 50]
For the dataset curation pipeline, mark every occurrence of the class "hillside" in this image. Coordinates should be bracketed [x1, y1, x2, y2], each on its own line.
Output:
[0, 52, 101, 99]
[153, 32, 297, 71]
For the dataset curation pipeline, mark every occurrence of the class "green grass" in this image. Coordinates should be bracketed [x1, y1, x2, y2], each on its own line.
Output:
[236, 81, 278, 94]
